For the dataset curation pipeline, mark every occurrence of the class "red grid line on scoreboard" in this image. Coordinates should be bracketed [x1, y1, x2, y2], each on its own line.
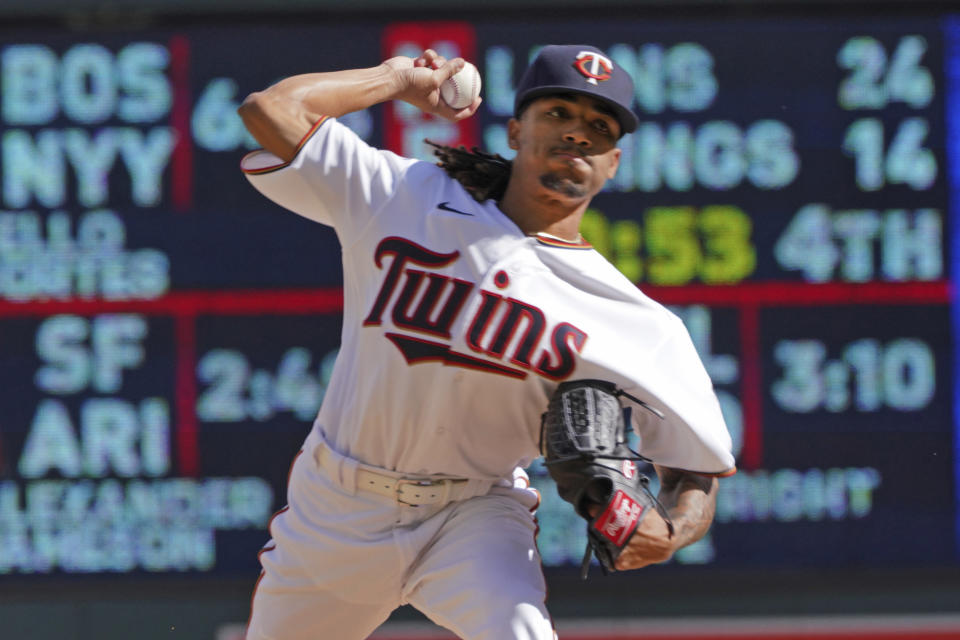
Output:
[645, 279, 952, 470]
[0, 280, 947, 475]
[0, 289, 343, 476]
[0, 289, 345, 317]
[168, 34, 193, 212]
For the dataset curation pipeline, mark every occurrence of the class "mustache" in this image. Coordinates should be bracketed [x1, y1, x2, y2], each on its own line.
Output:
[551, 144, 588, 159]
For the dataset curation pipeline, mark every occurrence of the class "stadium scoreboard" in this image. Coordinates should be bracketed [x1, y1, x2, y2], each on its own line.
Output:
[0, 15, 957, 577]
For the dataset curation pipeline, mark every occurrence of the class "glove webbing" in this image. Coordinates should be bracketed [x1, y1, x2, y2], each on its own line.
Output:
[538, 386, 663, 465]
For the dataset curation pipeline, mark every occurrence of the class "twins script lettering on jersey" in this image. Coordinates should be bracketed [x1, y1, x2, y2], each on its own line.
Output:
[363, 237, 587, 381]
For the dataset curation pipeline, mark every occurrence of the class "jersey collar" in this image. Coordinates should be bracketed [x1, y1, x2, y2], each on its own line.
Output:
[530, 232, 593, 250]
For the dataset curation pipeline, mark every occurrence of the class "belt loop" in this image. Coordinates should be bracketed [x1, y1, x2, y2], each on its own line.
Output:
[340, 457, 358, 494]
[314, 437, 359, 495]
[440, 479, 452, 505]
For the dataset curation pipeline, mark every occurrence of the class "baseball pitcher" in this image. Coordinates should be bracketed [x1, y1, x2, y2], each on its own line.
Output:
[239, 44, 735, 640]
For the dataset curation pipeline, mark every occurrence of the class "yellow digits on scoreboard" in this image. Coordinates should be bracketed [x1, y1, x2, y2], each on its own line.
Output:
[582, 206, 756, 286]
[645, 206, 699, 286]
[698, 205, 756, 284]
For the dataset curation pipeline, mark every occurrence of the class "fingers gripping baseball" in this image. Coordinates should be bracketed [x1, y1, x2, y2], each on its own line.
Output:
[387, 50, 481, 120]
[414, 49, 447, 70]
[422, 52, 482, 118]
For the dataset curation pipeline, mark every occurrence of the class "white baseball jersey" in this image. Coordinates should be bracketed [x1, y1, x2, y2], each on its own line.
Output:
[241, 116, 735, 482]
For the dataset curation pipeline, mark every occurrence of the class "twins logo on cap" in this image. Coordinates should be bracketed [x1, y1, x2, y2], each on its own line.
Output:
[512, 44, 639, 135]
[574, 51, 613, 85]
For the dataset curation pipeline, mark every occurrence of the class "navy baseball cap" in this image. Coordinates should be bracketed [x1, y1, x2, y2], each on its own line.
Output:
[514, 44, 638, 135]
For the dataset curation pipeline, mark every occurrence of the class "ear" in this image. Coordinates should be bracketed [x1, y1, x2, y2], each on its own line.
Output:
[507, 118, 520, 150]
[606, 148, 622, 179]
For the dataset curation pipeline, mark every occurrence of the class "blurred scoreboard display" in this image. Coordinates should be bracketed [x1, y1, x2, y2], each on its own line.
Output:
[0, 13, 957, 579]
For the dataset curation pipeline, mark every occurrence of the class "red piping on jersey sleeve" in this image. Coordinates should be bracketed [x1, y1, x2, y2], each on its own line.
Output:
[240, 115, 331, 175]
[706, 466, 737, 478]
[653, 463, 737, 478]
[533, 235, 593, 250]
[683, 466, 737, 478]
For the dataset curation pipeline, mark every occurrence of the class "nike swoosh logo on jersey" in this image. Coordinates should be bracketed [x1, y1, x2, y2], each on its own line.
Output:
[437, 201, 474, 216]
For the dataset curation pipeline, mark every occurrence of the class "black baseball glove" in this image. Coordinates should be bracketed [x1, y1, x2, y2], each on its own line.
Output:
[540, 380, 672, 578]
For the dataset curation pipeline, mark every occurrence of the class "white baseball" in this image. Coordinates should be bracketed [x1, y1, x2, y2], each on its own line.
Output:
[440, 61, 481, 110]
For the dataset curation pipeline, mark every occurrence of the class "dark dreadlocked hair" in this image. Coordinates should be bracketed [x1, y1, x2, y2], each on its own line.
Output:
[426, 140, 513, 203]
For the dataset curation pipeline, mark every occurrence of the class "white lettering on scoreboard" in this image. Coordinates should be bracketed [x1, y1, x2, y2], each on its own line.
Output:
[0, 477, 272, 573]
[0, 314, 275, 574]
[1, 43, 175, 209]
[0, 39, 280, 575]
[0, 42, 175, 303]
[0, 209, 169, 301]
[482, 42, 800, 193]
